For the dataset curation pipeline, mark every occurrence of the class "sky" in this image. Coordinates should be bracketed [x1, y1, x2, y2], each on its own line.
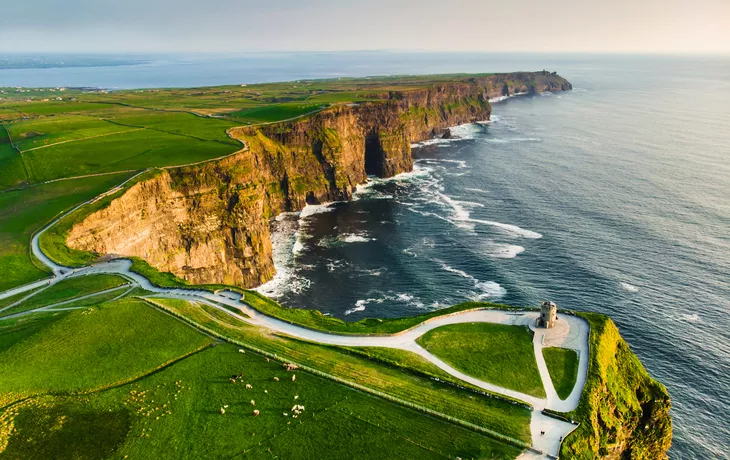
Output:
[1, 0, 729, 54]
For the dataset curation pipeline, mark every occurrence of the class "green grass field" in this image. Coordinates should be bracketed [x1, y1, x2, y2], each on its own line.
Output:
[228, 102, 326, 123]
[417, 323, 546, 398]
[243, 291, 523, 335]
[0, 123, 28, 189]
[0, 295, 523, 459]
[0, 172, 134, 292]
[2, 344, 521, 460]
[0, 298, 213, 407]
[0, 274, 129, 318]
[147, 297, 532, 442]
[542, 347, 579, 400]
[23, 128, 235, 182]
[0, 288, 43, 310]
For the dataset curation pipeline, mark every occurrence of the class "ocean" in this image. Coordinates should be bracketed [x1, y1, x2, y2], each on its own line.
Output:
[3, 52, 728, 458]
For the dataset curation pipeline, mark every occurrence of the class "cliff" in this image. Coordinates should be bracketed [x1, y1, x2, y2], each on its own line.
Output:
[559, 313, 672, 459]
[66, 72, 571, 287]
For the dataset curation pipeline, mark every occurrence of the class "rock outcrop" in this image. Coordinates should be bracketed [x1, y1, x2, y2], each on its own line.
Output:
[67, 72, 571, 287]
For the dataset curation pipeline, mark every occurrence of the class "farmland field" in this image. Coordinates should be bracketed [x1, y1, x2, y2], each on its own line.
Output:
[0, 173, 134, 292]
[0, 297, 522, 460]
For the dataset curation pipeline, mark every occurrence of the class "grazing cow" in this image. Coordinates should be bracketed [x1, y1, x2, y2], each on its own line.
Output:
[253, 410, 260, 416]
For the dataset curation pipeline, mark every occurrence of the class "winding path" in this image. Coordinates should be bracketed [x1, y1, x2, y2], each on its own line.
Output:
[0, 181, 590, 459]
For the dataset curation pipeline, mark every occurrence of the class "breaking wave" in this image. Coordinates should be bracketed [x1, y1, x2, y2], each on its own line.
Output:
[485, 243, 526, 259]
[435, 259, 506, 299]
[345, 292, 424, 315]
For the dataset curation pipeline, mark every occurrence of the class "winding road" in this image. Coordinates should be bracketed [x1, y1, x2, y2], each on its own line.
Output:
[0, 181, 590, 459]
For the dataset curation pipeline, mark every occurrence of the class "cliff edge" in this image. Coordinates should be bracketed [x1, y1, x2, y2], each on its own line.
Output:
[558, 312, 672, 459]
[65, 72, 571, 287]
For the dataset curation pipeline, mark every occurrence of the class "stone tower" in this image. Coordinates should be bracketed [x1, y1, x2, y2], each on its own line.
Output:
[539, 301, 557, 328]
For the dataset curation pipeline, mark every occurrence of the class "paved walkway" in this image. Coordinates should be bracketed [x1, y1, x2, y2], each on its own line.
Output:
[0, 185, 591, 459]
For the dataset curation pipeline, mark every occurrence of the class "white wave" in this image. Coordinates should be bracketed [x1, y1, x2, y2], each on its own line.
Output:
[411, 188, 541, 238]
[340, 233, 375, 243]
[473, 281, 507, 299]
[435, 259, 506, 299]
[420, 158, 467, 168]
[411, 137, 455, 148]
[299, 203, 335, 218]
[680, 313, 701, 323]
[469, 218, 542, 239]
[402, 247, 418, 258]
[485, 243, 525, 259]
[255, 214, 312, 298]
[346, 292, 425, 315]
[464, 187, 489, 194]
[356, 268, 383, 277]
[483, 137, 541, 144]
[325, 259, 350, 273]
[620, 282, 639, 293]
[393, 164, 540, 239]
[411, 121, 486, 148]
[449, 122, 484, 139]
[291, 237, 306, 255]
[438, 260, 473, 279]
[489, 91, 528, 103]
[344, 302, 368, 315]
[454, 199, 484, 208]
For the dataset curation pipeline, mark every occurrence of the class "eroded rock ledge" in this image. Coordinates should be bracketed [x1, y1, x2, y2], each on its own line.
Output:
[67, 72, 572, 287]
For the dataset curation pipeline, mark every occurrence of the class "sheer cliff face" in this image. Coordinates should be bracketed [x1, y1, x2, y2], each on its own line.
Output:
[67, 73, 571, 287]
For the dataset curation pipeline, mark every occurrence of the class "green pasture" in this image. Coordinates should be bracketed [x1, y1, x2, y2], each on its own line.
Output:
[2, 344, 520, 460]
[0, 123, 27, 189]
[0, 274, 128, 318]
[147, 297, 532, 442]
[22, 128, 234, 182]
[0, 173, 133, 292]
[417, 323, 546, 398]
[0, 298, 213, 405]
[542, 347, 579, 400]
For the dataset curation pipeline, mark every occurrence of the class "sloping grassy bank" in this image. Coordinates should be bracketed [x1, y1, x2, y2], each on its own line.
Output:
[555, 312, 672, 458]
[243, 291, 531, 335]
[542, 347, 579, 400]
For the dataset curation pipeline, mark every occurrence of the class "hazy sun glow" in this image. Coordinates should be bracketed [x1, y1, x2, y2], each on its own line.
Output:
[1, 0, 729, 54]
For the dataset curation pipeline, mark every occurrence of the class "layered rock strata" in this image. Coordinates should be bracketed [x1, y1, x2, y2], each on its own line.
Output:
[67, 72, 571, 287]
